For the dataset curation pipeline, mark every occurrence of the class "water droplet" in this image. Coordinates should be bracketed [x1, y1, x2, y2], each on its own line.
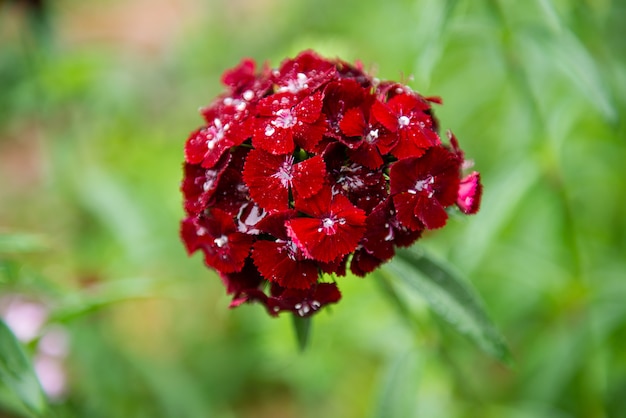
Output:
[265, 125, 275, 136]
[243, 90, 254, 101]
[399, 115, 410, 127]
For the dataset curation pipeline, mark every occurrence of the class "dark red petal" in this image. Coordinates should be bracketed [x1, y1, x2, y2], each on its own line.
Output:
[212, 168, 250, 216]
[292, 155, 327, 199]
[319, 255, 348, 277]
[346, 143, 384, 169]
[184, 127, 233, 168]
[252, 240, 318, 289]
[255, 209, 298, 239]
[219, 258, 264, 296]
[339, 107, 367, 137]
[457, 171, 482, 214]
[243, 148, 291, 212]
[267, 282, 342, 317]
[392, 193, 423, 231]
[201, 230, 254, 273]
[221, 58, 256, 90]
[180, 217, 202, 255]
[182, 153, 231, 216]
[413, 193, 448, 230]
[390, 158, 422, 195]
[350, 249, 386, 277]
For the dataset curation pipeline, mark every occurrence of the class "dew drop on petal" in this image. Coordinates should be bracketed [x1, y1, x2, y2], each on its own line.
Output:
[399, 115, 410, 127]
[243, 90, 254, 101]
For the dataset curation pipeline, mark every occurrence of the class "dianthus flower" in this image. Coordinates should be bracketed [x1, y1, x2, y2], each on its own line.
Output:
[181, 50, 482, 318]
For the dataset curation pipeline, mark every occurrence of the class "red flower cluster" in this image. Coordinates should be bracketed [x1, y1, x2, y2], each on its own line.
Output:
[181, 51, 482, 317]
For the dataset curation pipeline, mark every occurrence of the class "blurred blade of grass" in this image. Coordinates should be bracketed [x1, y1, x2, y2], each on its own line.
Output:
[69, 163, 153, 265]
[454, 159, 541, 273]
[518, 29, 617, 124]
[387, 247, 512, 364]
[49, 277, 163, 323]
[0, 320, 48, 418]
[408, 0, 460, 88]
[371, 349, 422, 418]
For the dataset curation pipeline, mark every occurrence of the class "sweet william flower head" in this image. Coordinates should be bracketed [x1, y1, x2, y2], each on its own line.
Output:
[181, 50, 482, 317]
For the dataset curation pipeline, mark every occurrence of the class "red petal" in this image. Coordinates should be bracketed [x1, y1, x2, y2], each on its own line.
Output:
[253, 120, 295, 155]
[371, 100, 398, 131]
[390, 138, 427, 160]
[294, 91, 324, 123]
[350, 249, 386, 277]
[286, 195, 366, 263]
[347, 143, 384, 169]
[252, 240, 318, 289]
[339, 107, 367, 137]
[221, 58, 256, 89]
[184, 128, 233, 168]
[456, 171, 482, 214]
[292, 155, 327, 199]
[388, 93, 430, 113]
[392, 193, 423, 231]
[293, 115, 327, 153]
[219, 259, 264, 296]
[243, 149, 291, 211]
[413, 193, 448, 229]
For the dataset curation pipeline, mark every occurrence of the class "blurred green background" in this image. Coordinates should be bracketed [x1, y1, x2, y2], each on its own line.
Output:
[1, 0, 625, 417]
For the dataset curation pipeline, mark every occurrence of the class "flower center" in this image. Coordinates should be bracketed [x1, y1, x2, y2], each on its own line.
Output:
[271, 156, 295, 188]
[213, 235, 228, 248]
[408, 175, 435, 197]
[365, 128, 379, 143]
[317, 216, 346, 235]
[272, 109, 297, 129]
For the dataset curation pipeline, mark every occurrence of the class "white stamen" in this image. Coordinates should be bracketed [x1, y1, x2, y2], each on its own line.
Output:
[365, 129, 379, 143]
[213, 235, 228, 248]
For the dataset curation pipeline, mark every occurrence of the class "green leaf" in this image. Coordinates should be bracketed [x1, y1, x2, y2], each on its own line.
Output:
[291, 314, 312, 352]
[386, 247, 512, 364]
[0, 320, 48, 417]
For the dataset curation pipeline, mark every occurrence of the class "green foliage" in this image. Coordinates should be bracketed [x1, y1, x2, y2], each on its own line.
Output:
[1, 0, 625, 417]
[385, 248, 511, 364]
[0, 321, 48, 418]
